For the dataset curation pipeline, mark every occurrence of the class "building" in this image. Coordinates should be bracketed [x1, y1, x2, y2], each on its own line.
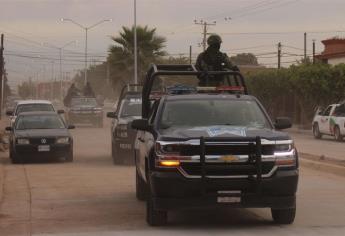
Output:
[315, 38, 345, 65]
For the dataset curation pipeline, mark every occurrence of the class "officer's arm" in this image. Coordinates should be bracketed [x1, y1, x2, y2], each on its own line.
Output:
[223, 53, 240, 71]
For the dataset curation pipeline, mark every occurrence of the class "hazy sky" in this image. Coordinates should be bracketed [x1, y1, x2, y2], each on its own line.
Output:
[2, 0, 345, 86]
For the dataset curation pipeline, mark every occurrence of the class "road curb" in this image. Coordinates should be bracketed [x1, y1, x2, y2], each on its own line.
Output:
[300, 156, 345, 177]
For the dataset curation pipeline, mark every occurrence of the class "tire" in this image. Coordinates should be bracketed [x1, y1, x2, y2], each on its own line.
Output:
[146, 182, 167, 226]
[65, 148, 74, 162]
[271, 207, 296, 225]
[334, 126, 343, 142]
[98, 119, 103, 128]
[312, 123, 322, 139]
[136, 169, 147, 201]
[11, 150, 23, 164]
[111, 143, 121, 165]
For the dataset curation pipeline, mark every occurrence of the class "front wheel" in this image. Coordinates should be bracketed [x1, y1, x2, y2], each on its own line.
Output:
[334, 126, 343, 142]
[65, 148, 74, 162]
[271, 207, 296, 224]
[11, 151, 23, 164]
[146, 195, 167, 226]
[136, 169, 147, 201]
[313, 123, 322, 139]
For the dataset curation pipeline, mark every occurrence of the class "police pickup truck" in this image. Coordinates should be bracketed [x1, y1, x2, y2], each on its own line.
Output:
[131, 65, 299, 226]
[107, 84, 142, 164]
[312, 103, 345, 141]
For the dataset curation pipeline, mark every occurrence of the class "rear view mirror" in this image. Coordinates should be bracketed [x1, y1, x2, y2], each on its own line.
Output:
[68, 125, 75, 129]
[57, 109, 65, 114]
[5, 126, 12, 131]
[131, 119, 151, 131]
[274, 117, 292, 130]
[6, 110, 13, 116]
[107, 112, 117, 119]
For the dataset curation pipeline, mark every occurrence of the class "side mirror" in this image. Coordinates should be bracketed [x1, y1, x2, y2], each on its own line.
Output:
[5, 126, 12, 131]
[274, 117, 292, 130]
[131, 119, 151, 131]
[57, 109, 65, 114]
[67, 124, 75, 129]
[6, 110, 13, 116]
[107, 112, 117, 119]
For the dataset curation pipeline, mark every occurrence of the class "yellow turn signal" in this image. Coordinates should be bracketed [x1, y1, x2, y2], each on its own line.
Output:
[275, 159, 295, 166]
[158, 160, 180, 167]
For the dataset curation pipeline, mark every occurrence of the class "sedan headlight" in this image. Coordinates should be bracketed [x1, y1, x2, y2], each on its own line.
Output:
[56, 137, 70, 144]
[17, 138, 29, 145]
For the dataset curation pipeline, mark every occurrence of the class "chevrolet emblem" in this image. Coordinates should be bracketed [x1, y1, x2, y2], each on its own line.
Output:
[220, 155, 239, 162]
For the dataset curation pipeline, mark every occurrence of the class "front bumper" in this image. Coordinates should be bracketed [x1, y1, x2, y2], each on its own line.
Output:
[149, 168, 298, 210]
[15, 144, 71, 158]
[68, 112, 103, 123]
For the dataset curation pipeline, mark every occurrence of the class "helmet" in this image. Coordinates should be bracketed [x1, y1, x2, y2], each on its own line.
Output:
[207, 34, 222, 46]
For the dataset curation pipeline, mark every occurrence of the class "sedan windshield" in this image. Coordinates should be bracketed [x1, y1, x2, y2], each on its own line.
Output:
[16, 115, 66, 130]
[160, 99, 270, 129]
[16, 104, 54, 115]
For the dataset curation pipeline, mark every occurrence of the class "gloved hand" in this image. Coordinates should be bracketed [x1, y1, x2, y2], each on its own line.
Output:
[232, 65, 240, 72]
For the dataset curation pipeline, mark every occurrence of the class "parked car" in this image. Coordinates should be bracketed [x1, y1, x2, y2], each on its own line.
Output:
[132, 64, 298, 226]
[6, 111, 75, 164]
[312, 103, 345, 141]
[66, 96, 104, 127]
[107, 84, 142, 164]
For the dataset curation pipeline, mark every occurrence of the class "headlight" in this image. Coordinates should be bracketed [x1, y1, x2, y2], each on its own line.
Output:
[93, 108, 103, 113]
[17, 138, 29, 145]
[274, 140, 296, 166]
[118, 124, 127, 131]
[156, 142, 181, 154]
[56, 137, 70, 144]
[275, 143, 293, 152]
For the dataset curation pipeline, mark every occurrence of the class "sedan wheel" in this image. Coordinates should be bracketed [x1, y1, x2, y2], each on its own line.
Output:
[313, 123, 322, 139]
[334, 126, 343, 142]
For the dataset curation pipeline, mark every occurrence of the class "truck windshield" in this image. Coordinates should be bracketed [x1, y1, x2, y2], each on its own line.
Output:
[160, 99, 270, 129]
[120, 100, 142, 117]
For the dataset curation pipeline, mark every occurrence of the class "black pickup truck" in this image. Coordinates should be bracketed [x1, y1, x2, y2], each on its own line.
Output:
[131, 65, 298, 226]
[107, 84, 142, 164]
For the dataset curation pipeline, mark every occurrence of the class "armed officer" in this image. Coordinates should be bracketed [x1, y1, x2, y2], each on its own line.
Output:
[195, 34, 238, 86]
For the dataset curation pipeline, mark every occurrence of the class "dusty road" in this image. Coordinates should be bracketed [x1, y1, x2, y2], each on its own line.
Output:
[1, 120, 345, 236]
[288, 129, 345, 160]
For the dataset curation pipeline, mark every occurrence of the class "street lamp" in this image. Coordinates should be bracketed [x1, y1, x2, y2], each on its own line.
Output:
[61, 18, 112, 85]
[44, 40, 77, 100]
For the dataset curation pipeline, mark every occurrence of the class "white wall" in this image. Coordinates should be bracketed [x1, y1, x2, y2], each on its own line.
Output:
[328, 57, 345, 66]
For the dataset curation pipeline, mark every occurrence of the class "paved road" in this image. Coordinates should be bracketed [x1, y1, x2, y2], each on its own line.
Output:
[1, 121, 345, 235]
[287, 129, 345, 161]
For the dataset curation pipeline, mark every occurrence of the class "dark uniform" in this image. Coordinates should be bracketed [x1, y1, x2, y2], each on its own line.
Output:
[63, 83, 80, 107]
[195, 34, 238, 86]
[83, 82, 95, 97]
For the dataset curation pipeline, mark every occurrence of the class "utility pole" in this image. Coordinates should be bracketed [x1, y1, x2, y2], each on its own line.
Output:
[194, 20, 216, 51]
[312, 39, 316, 64]
[134, 0, 138, 85]
[304, 32, 307, 61]
[106, 61, 110, 85]
[278, 42, 282, 69]
[0, 34, 4, 119]
[189, 45, 192, 64]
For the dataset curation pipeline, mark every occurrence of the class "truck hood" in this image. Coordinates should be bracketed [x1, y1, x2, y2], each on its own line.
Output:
[159, 125, 290, 141]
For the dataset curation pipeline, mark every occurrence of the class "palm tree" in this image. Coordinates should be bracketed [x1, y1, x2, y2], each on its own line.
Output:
[108, 25, 167, 86]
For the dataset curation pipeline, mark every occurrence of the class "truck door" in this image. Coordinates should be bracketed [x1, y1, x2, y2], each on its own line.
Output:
[319, 105, 333, 134]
